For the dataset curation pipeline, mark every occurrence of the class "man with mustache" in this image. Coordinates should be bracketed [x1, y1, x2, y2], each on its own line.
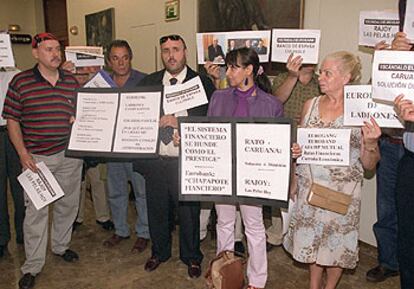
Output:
[2, 32, 83, 289]
[134, 34, 215, 278]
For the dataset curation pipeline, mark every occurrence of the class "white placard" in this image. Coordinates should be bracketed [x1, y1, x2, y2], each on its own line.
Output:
[113, 92, 161, 153]
[68, 92, 119, 152]
[271, 29, 320, 64]
[297, 128, 351, 166]
[84, 70, 116, 88]
[196, 30, 271, 64]
[65, 46, 104, 67]
[0, 33, 15, 68]
[180, 123, 232, 196]
[18, 162, 65, 210]
[403, 0, 414, 42]
[236, 123, 291, 201]
[359, 11, 400, 46]
[163, 76, 208, 114]
[344, 85, 403, 128]
[372, 50, 414, 103]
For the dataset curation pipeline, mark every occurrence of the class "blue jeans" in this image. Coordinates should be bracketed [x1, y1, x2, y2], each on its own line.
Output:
[373, 138, 404, 271]
[107, 162, 149, 239]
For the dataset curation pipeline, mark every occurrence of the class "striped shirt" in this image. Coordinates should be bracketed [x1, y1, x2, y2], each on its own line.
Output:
[2, 65, 79, 155]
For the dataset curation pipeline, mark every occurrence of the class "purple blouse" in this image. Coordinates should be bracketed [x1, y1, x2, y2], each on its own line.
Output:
[207, 87, 284, 118]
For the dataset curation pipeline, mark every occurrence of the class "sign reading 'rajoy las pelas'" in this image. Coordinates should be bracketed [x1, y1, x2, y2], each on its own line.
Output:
[344, 85, 403, 128]
[296, 128, 351, 166]
[271, 29, 321, 64]
[372, 50, 414, 104]
[359, 10, 400, 47]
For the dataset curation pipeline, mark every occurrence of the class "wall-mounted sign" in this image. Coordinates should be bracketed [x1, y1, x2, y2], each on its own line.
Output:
[9, 33, 32, 44]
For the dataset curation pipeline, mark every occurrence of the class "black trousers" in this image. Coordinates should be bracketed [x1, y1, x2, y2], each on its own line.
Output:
[134, 157, 202, 265]
[0, 128, 24, 246]
[395, 149, 414, 289]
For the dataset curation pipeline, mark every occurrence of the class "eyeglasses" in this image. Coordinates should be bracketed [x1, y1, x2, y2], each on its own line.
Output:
[159, 34, 185, 45]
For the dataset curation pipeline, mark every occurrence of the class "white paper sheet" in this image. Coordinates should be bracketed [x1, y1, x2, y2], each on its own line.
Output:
[359, 11, 400, 46]
[344, 85, 403, 128]
[403, 0, 414, 42]
[18, 162, 65, 210]
[0, 33, 15, 68]
[297, 128, 351, 166]
[180, 123, 233, 196]
[68, 92, 119, 152]
[163, 76, 208, 114]
[236, 123, 291, 201]
[271, 29, 321, 64]
[372, 50, 414, 103]
[113, 92, 161, 153]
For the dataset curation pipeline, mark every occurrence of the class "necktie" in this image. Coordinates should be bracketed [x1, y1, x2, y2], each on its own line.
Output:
[159, 77, 178, 144]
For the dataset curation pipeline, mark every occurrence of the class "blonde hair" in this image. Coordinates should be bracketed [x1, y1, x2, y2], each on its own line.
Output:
[325, 51, 362, 84]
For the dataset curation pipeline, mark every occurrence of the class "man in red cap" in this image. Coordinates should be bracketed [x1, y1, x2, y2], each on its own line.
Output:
[2, 32, 83, 289]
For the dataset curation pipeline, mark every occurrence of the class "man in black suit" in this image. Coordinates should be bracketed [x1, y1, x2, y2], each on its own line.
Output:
[134, 34, 215, 278]
[207, 38, 225, 62]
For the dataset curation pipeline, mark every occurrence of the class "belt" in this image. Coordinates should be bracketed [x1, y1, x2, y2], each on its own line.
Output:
[382, 135, 403, 145]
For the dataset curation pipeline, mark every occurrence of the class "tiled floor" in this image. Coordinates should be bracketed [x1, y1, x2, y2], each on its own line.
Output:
[0, 197, 400, 289]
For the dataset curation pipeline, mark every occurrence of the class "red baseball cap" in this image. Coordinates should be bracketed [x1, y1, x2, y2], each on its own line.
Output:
[32, 32, 59, 48]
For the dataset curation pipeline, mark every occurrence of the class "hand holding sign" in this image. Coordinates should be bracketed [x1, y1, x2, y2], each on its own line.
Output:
[392, 32, 413, 51]
[395, 94, 414, 122]
[286, 53, 303, 78]
[361, 117, 381, 149]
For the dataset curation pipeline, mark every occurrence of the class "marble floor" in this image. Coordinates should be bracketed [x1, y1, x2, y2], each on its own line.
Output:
[0, 196, 400, 289]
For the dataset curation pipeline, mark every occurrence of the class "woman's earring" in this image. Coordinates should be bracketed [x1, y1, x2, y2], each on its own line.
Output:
[244, 78, 249, 86]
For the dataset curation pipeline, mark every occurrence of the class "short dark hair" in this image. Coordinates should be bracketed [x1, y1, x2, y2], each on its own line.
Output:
[106, 39, 133, 61]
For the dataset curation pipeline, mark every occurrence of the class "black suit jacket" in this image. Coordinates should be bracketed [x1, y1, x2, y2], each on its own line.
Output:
[207, 44, 225, 62]
[138, 65, 215, 116]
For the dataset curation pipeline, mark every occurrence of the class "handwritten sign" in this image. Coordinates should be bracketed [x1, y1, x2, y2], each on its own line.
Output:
[271, 29, 320, 64]
[344, 85, 403, 128]
[297, 128, 351, 166]
[359, 11, 400, 46]
[372, 50, 414, 103]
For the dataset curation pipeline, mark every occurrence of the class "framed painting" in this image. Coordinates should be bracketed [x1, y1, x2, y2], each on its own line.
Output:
[85, 8, 115, 51]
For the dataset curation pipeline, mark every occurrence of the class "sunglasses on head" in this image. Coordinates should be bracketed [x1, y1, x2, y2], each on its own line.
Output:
[159, 34, 184, 45]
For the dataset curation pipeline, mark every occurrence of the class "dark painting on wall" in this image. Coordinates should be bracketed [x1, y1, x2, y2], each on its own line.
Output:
[85, 8, 114, 51]
[198, 0, 304, 73]
[198, 0, 303, 32]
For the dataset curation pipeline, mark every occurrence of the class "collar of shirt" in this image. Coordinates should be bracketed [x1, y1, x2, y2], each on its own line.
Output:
[33, 64, 64, 84]
[162, 66, 187, 86]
